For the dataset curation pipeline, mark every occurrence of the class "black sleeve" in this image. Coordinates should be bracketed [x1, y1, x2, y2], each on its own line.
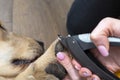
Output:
[67, 0, 120, 35]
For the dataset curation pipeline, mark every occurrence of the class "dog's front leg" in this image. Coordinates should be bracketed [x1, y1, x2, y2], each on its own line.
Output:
[0, 76, 14, 80]
[14, 63, 36, 80]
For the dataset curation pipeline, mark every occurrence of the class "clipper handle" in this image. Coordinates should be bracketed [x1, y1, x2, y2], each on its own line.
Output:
[76, 33, 120, 50]
[58, 33, 120, 80]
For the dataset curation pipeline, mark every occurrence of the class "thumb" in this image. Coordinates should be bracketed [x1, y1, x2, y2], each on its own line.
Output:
[90, 34, 109, 56]
[91, 18, 120, 56]
[90, 18, 114, 56]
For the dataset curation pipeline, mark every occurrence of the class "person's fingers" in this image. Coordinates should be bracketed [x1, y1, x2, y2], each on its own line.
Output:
[56, 52, 80, 80]
[63, 75, 71, 80]
[90, 17, 118, 56]
[79, 67, 92, 78]
[90, 34, 109, 57]
[72, 59, 81, 70]
[91, 74, 101, 80]
[90, 17, 112, 56]
[87, 74, 100, 80]
[72, 59, 101, 79]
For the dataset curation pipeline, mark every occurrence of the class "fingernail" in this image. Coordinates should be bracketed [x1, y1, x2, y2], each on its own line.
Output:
[74, 65, 80, 70]
[56, 52, 65, 60]
[82, 72, 90, 77]
[97, 45, 109, 56]
[92, 77, 98, 80]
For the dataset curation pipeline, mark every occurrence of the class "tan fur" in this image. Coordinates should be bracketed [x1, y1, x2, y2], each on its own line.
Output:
[0, 33, 41, 76]
[0, 25, 44, 79]
[14, 40, 59, 80]
[0, 39, 59, 80]
[0, 23, 65, 80]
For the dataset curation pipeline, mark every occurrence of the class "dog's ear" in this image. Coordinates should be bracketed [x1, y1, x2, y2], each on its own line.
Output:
[0, 22, 6, 31]
[36, 40, 44, 48]
[36, 40, 44, 52]
[45, 61, 67, 80]
[0, 22, 8, 40]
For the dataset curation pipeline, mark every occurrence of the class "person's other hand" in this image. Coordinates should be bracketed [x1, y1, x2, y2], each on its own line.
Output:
[91, 17, 120, 56]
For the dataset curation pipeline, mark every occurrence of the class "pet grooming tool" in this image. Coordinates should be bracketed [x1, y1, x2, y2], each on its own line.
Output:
[58, 33, 120, 80]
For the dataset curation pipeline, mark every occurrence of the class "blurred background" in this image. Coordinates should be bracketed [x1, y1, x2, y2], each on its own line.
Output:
[0, 0, 73, 49]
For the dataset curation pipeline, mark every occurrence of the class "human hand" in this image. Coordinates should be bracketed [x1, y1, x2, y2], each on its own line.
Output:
[57, 46, 120, 80]
[56, 52, 80, 80]
[57, 17, 120, 80]
[90, 17, 120, 56]
[56, 51, 100, 80]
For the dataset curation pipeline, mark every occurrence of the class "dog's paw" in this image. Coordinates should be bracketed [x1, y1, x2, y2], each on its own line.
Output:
[45, 61, 67, 80]
[45, 41, 67, 79]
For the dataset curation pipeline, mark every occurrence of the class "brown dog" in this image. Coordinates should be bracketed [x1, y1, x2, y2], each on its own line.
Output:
[0, 24, 67, 80]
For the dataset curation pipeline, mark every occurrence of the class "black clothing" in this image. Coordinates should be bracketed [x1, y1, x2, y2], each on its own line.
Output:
[67, 0, 120, 35]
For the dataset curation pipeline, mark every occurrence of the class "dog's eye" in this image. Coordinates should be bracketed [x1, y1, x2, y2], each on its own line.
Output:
[12, 59, 32, 65]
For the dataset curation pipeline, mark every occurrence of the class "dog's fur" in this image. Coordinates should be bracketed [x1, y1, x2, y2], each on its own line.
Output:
[0, 24, 67, 80]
